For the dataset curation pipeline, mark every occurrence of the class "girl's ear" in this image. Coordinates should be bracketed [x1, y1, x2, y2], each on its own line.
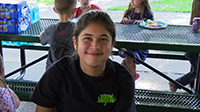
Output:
[112, 39, 116, 48]
[73, 37, 78, 50]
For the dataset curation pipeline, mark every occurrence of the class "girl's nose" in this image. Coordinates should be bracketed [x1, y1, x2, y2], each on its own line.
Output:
[90, 41, 101, 49]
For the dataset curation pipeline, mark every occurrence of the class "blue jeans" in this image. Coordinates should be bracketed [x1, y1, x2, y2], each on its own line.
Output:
[176, 52, 199, 89]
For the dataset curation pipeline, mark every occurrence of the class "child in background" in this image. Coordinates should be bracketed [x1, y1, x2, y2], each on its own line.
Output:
[0, 54, 20, 111]
[121, 0, 154, 24]
[119, 0, 154, 81]
[40, 0, 77, 69]
[75, 0, 102, 18]
[31, 10, 136, 112]
[169, 0, 200, 92]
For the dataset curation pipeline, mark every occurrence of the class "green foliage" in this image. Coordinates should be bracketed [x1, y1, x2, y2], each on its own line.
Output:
[107, 0, 193, 12]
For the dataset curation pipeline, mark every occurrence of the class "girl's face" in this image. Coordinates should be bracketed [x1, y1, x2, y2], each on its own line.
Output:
[73, 22, 115, 69]
[130, 0, 144, 8]
[78, 0, 92, 9]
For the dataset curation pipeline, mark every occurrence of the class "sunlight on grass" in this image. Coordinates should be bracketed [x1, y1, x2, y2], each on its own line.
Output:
[151, 0, 192, 12]
[108, 0, 193, 12]
[37, 0, 193, 12]
[37, 0, 54, 5]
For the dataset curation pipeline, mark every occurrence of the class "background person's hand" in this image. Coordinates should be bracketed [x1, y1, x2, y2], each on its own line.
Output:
[121, 17, 131, 24]
[133, 20, 144, 24]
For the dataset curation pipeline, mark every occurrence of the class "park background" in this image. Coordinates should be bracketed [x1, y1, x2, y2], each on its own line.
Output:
[2, 0, 193, 111]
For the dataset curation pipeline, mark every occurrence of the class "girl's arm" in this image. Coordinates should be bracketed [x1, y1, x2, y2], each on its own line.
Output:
[35, 105, 54, 112]
[8, 87, 20, 108]
[112, 65, 136, 112]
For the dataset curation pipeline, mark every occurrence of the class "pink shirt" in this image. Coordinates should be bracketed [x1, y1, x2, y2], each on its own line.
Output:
[75, 4, 102, 18]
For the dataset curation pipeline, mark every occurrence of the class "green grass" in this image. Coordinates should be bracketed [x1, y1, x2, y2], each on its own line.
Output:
[108, 0, 193, 12]
[37, 0, 193, 12]
[37, 0, 54, 5]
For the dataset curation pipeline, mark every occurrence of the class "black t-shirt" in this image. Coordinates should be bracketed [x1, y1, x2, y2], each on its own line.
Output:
[40, 22, 75, 69]
[30, 56, 136, 112]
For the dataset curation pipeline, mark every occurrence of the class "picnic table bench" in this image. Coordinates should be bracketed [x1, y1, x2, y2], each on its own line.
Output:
[1, 18, 200, 112]
[5, 78, 200, 112]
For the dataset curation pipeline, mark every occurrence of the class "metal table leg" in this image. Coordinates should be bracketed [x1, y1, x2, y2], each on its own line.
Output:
[195, 54, 200, 94]
[15, 49, 26, 80]
[0, 40, 2, 56]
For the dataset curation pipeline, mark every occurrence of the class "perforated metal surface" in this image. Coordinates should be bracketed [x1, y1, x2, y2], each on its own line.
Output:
[6, 79, 37, 93]
[21, 19, 59, 35]
[115, 23, 200, 45]
[149, 50, 185, 55]
[135, 89, 200, 110]
[4, 79, 200, 111]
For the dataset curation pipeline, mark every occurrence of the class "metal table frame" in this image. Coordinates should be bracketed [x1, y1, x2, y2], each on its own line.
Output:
[1, 18, 200, 111]
[0, 19, 200, 93]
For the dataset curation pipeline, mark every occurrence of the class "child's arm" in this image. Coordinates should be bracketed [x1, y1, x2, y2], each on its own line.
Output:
[39, 31, 44, 40]
[35, 105, 55, 112]
[7, 86, 20, 108]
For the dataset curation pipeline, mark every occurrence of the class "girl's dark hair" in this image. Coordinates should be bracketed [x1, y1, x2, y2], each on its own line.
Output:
[73, 10, 116, 44]
[122, 0, 152, 20]
[190, 0, 200, 25]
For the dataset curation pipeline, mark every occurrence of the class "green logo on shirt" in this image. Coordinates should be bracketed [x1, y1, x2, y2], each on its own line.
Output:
[97, 94, 117, 106]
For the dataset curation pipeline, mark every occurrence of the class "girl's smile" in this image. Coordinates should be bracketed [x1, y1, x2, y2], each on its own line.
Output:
[87, 52, 103, 57]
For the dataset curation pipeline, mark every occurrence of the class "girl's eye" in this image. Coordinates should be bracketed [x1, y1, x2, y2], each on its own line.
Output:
[100, 38, 109, 41]
[83, 37, 91, 40]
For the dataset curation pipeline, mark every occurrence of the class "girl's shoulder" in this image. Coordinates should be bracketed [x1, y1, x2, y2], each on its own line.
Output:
[107, 60, 134, 83]
[107, 60, 132, 76]
[91, 4, 102, 10]
[53, 56, 75, 69]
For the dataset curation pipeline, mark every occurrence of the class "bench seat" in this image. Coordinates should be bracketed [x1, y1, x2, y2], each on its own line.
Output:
[5, 79, 200, 112]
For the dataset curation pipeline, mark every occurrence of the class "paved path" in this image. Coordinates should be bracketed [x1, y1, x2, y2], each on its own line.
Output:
[9, 0, 192, 111]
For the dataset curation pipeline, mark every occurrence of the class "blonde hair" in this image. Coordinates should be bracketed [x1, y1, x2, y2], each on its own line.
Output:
[122, 0, 152, 19]
[190, 0, 200, 25]
[0, 54, 4, 80]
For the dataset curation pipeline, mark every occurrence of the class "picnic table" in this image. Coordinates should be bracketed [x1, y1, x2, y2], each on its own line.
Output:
[1, 18, 200, 112]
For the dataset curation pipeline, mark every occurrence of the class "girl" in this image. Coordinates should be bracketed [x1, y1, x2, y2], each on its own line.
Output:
[121, 0, 154, 24]
[31, 10, 136, 112]
[169, 0, 200, 92]
[0, 54, 20, 111]
[119, 0, 154, 81]
[75, 0, 102, 18]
